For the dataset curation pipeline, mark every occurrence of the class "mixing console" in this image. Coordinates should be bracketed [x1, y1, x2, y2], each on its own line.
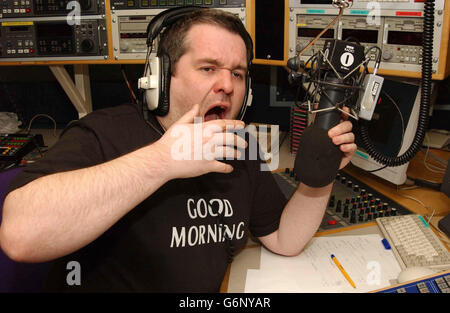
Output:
[0, 133, 43, 169]
[273, 169, 412, 232]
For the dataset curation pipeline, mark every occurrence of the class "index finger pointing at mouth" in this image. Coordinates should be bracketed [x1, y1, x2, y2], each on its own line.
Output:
[205, 119, 245, 132]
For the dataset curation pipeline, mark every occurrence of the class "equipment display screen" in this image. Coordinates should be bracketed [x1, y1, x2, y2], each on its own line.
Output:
[36, 23, 74, 55]
[10, 26, 29, 32]
[301, 0, 333, 4]
[120, 33, 147, 38]
[34, 0, 73, 12]
[36, 23, 72, 38]
[342, 29, 378, 44]
[388, 31, 423, 46]
[298, 28, 334, 39]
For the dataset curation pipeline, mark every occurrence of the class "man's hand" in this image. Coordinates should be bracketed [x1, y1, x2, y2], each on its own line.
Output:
[153, 104, 248, 180]
[259, 113, 357, 257]
[328, 119, 357, 170]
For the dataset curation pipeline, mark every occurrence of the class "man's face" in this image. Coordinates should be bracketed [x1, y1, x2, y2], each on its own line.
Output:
[157, 23, 248, 129]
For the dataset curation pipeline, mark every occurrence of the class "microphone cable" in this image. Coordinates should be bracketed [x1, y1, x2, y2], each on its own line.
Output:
[357, 0, 435, 167]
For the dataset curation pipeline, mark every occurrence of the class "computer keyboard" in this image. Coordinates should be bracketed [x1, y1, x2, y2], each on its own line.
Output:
[376, 214, 450, 270]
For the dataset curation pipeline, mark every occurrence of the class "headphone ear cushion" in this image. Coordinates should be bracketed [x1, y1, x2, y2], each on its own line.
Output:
[155, 53, 171, 116]
[236, 75, 252, 120]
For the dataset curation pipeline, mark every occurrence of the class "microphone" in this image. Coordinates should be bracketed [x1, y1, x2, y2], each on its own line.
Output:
[293, 39, 365, 187]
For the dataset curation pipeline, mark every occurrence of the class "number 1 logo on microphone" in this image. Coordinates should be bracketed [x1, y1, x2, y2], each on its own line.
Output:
[340, 52, 355, 67]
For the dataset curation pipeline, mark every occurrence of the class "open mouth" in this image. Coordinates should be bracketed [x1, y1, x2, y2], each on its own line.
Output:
[204, 105, 228, 122]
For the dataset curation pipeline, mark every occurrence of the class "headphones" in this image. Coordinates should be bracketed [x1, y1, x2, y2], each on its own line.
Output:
[138, 6, 253, 121]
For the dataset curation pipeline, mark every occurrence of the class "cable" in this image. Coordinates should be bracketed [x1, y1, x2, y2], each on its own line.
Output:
[421, 146, 448, 165]
[365, 46, 382, 75]
[366, 165, 387, 174]
[26, 113, 58, 138]
[357, 0, 435, 167]
[407, 176, 442, 191]
[31, 136, 44, 158]
[143, 44, 153, 81]
[363, 91, 405, 174]
[121, 65, 137, 104]
[423, 162, 446, 173]
[65, 119, 79, 129]
[383, 91, 406, 142]
[343, 36, 360, 45]
[395, 184, 436, 224]
[422, 135, 447, 173]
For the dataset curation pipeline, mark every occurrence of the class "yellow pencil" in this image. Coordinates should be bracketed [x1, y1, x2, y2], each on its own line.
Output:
[331, 254, 356, 289]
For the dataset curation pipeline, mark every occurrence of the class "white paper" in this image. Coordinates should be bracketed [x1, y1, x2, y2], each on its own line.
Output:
[244, 234, 401, 293]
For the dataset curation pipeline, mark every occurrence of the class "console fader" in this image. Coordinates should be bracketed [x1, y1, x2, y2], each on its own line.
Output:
[273, 169, 412, 232]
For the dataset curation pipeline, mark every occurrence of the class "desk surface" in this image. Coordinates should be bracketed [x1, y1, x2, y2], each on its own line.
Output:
[220, 141, 450, 293]
[222, 223, 383, 293]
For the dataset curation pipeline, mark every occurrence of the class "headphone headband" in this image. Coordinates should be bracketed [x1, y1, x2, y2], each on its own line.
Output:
[139, 6, 253, 121]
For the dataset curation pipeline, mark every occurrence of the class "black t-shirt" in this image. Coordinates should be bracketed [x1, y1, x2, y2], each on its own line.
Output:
[6, 103, 287, 292]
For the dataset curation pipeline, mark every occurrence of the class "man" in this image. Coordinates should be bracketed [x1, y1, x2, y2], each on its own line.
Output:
[0, 9, 356, 292]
